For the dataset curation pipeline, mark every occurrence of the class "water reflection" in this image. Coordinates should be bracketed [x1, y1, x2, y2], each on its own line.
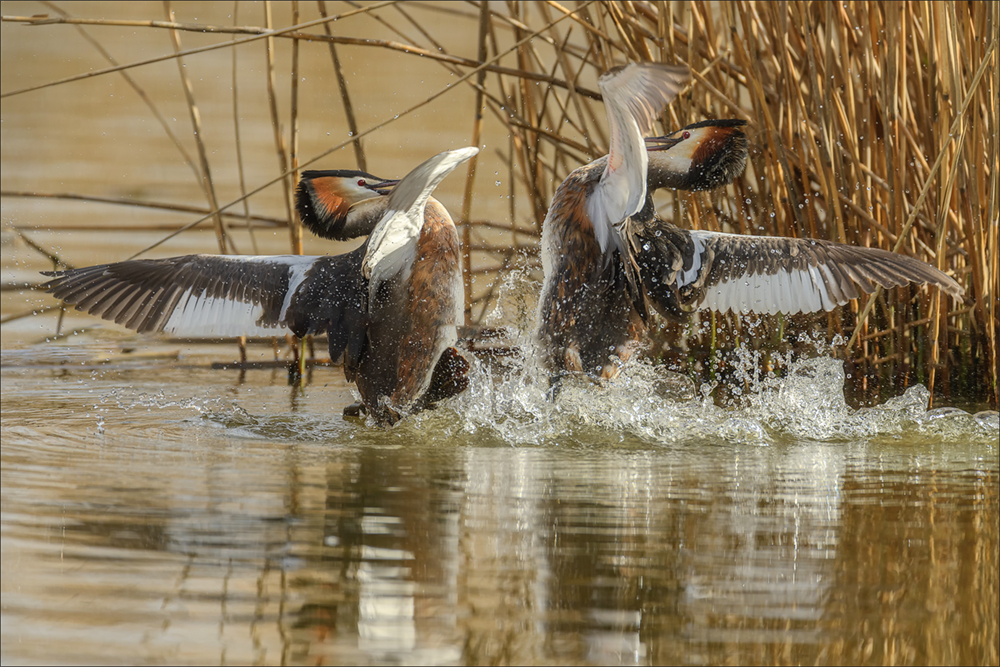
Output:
[2, 359, 996, 664]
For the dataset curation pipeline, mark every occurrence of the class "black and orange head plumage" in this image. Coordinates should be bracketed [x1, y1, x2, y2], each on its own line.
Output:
[646, 119, 748, 191]
[295, 170, 398, 240]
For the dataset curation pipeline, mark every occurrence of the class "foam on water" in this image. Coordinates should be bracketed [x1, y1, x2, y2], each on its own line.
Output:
[74, 267, 996, 447]
[84, 348, 996, 447]
[419, 271, 999, 447]
[433, 345, 998, 447]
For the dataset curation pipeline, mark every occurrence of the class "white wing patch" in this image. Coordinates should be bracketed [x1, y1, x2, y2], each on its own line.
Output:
[588, 64, 687, 255]
[162, 288, 278, 337]
[696, 265, 843, 315]
[161, 255, 318, 337]
[279, 258, 313, 321]
[677, 230, 840, 316]
[677, 233, 706, 287]
[363, 147, 477, 296]
[363, 207, 421, 290]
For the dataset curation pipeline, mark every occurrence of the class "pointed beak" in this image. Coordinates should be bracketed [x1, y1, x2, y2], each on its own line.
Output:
[645, 135, 684, 152]
[371, 178, 399, 195]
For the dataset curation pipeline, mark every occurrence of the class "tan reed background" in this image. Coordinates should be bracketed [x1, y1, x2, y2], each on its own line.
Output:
[2, 1, 996, 406]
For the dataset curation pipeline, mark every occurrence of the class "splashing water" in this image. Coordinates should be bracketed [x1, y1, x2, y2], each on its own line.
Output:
[435, 345, 997, 447]
[82, 268, 996, 447]
[422, 272, 998, 447]
[88, 345, 995, 447]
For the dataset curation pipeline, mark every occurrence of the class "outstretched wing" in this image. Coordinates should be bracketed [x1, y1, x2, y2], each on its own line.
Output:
[41, 250, 368, 348]
[588, 62, 688, 246]
[363, 147, 479, 293]
[626, 224, 965, 319]
[602, 63, 689, 137]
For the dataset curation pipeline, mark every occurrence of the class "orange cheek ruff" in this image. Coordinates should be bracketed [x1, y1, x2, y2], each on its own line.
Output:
[690, 126, 736, 166]
[307, 177, 351, 223]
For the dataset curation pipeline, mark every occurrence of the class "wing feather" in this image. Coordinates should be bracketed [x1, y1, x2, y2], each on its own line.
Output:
[624, 221, 964, 318]
[42, 254, 359, 338]
[681, 232, 964, 315]
[587, 63, 689, 250]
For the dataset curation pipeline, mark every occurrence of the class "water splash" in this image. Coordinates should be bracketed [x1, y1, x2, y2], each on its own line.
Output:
[441, 349, 996, 447]
[101, 386, 231, 415]
[94, 385, 359, 442]
[434, 274, 997, 447]
[78, 266, 995, 448]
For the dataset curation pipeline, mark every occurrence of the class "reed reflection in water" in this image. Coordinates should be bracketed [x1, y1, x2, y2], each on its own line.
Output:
[1, 356, 996, 665]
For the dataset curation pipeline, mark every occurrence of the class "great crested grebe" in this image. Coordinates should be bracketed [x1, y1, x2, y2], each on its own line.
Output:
[294, 169, 398, 240]
[536, 62, 964, 380]
[43, 147, 479, 426]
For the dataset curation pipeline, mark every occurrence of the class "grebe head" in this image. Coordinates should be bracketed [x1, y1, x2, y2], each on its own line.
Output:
[646, 119, 748, 191]
[295, 170, 400, 240]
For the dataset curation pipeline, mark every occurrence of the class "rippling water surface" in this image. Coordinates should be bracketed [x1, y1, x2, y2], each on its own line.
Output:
[2, 339, 997, 665]
[2, 4, 997, 662]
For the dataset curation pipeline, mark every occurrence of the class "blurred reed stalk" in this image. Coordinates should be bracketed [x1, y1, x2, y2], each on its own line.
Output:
[3, 1, 996, 406]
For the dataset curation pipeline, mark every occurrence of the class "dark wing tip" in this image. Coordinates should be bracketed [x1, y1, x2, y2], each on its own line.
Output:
[602, 64, 628, 78]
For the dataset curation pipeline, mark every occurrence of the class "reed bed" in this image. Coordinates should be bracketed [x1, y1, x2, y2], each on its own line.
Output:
[2, 1, 996, 406]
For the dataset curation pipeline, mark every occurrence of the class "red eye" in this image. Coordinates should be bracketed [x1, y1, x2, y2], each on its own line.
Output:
[683, 131, 691, 139]
[357, 179, 366, 186]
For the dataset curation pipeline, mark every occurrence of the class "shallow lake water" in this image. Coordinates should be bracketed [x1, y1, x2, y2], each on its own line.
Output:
[2, 2, 998, 664]
[2, 334, 997, 665]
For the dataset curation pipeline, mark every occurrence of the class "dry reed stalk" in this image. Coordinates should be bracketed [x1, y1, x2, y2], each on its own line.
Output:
[290, 1, 302, 245]
[133, 1, 589, 265]
[457, 2, 492, 324]
[164, 2, 230, 255]
[231, 0, 259, 254]
[0, 7, 397, 98]
[317, 0, 366, 172]
[927, 112, 970, 404]
[1, 191, 285, 227]
[112, 2, 584, 264]
[3, 222, 74, 270]
[6, 2, 996, 404]
[537, 4, 598, 157]
[264, 1, 299, 254]
[38, 2, 204, 189]
[846, 38, 993, 343]
[0, 11, 603, 100]
[0, 305, 64, 326]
